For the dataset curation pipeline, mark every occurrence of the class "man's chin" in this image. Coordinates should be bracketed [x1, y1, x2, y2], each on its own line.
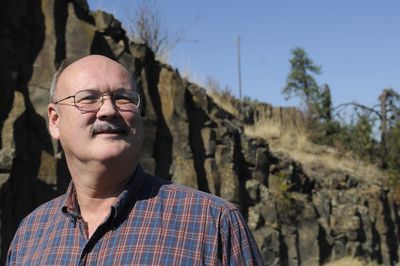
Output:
[90, 140, 131, 156]
[93, 152, 130, 163]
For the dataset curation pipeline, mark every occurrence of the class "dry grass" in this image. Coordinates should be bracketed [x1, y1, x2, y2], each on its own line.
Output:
[209, 86, 386, 183]
[206, 82, 239, 117]
[323, 257, 378, 266]
[245, 120, 385, 183]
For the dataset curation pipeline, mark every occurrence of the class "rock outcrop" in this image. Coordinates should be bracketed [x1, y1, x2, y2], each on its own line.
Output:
[0, 1, 398, 265]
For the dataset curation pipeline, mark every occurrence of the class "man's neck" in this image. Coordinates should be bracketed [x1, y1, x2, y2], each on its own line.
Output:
[75, 186, 119, 238]
[68, 157, 137, 195]
[68, 161, 137, 238]
[72, 175, 129, 238]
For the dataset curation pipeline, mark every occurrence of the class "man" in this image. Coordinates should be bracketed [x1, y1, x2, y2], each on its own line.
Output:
[7, 55, 264, 265]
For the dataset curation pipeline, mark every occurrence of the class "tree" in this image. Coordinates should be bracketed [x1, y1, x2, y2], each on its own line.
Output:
[319, 84, 332, 121]
[352, 114, 376, 161]
[128, 0, 170, 57]
[333, 88, 400, 168]
[379, 88, 400, 168]
[386, 121, 400, 172]
[127, 0, 192, 61]
[282, 47, 322, 118]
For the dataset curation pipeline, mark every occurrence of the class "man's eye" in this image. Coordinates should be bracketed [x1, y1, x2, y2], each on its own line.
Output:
[77, 94, 99, 103]
[115, 97, 133, 104]
[115, 93, 135, 103]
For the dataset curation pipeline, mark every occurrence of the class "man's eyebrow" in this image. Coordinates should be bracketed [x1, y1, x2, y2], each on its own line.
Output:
[78, 87, 99, 91]
[115, 88, 138, 92]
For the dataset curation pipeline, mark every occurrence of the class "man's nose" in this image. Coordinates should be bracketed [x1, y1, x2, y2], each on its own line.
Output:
[96, 94, 119, 118]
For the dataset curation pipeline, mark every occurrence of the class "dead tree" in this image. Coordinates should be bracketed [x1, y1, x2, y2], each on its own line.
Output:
[379, 89, 400, 167]
[334, 88, 399, 168]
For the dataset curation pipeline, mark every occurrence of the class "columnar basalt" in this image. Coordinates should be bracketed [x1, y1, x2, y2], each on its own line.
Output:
[0, 1, 397, 265]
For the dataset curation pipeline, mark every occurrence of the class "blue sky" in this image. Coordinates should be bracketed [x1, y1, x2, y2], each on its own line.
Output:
[88, 0, 399, 110]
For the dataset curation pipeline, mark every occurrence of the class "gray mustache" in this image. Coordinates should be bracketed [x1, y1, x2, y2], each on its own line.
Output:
[91, 123, 129, 135]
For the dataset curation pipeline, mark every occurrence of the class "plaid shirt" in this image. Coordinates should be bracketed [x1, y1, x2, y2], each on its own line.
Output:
[7, 165, 264, 265]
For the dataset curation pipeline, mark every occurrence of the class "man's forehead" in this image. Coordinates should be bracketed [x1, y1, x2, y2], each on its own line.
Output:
[62, 55, 128, 76]
[58, 56, 133, 89]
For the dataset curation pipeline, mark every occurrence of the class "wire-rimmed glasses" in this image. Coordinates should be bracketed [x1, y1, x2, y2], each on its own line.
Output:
[53, 89, 140, 112]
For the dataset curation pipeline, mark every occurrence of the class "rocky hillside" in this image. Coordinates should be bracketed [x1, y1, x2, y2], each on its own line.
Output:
[0, 1, 398, 265]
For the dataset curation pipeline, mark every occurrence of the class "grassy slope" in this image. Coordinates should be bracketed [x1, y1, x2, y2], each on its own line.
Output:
[209, 89, 386, 187]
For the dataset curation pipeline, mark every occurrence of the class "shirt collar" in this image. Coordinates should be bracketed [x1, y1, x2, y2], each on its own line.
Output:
[61, 164, 146, 222]
[111, 164, 145, 220]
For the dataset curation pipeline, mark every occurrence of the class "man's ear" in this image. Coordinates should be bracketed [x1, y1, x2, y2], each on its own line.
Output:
[48, 103, 60, 140]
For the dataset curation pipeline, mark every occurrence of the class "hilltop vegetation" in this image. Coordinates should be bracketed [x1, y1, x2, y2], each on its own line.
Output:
[207, 47, 399, 187]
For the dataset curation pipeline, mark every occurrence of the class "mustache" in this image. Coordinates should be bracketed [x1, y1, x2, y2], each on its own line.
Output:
[91, 122, 130, 136]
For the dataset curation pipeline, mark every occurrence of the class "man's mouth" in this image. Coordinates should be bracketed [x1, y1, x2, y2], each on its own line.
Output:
[91, 123, 129, 136]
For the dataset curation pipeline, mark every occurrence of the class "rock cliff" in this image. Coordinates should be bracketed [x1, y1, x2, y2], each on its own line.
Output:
[0, 1, 398, 265]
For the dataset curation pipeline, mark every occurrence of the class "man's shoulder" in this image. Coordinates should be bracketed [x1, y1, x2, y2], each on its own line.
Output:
[18, 194, 66, 228]
[142, 173, 238, 214]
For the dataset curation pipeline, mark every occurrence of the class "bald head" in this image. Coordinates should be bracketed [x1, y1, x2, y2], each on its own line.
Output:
[50, 55, 136, 102]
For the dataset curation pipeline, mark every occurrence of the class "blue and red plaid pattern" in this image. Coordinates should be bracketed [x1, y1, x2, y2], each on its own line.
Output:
[7, 165, 264, 265]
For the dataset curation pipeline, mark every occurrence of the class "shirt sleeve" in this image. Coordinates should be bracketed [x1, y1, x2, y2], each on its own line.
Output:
[5, 230, 19, 266]
[220, 209, 265, 266]
[5, 217, 28, 266]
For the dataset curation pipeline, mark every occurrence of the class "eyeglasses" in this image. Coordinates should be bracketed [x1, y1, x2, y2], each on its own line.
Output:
[53, 89, 140, 112]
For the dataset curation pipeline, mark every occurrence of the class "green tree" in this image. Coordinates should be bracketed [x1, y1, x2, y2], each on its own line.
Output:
[379, 88, 400, 167]
[282, 47, 322, 118]
[386, 121, 400, 173]
[351, 114, 376, 161]
[319, 84, 332, 121]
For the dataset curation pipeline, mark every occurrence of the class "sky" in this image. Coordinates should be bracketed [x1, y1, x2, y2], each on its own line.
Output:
[87, 0, 400, 111]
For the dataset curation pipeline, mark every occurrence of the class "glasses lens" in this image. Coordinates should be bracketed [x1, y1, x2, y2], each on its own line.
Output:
[114, 90, 140, 111]
[75, 90, 101, 111]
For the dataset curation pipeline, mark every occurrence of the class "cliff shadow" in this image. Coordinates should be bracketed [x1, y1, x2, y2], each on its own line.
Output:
[185, 88, 211, 193]
[0, 0, 57, 263]
[138, 54, 173, 180]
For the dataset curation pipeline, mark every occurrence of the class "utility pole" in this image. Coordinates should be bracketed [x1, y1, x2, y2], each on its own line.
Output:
[236, 35, 242, 99]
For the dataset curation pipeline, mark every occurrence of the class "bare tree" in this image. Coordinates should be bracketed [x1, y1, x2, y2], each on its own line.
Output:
[334, 88, 400, 167]
[126, 0, 195, 61]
